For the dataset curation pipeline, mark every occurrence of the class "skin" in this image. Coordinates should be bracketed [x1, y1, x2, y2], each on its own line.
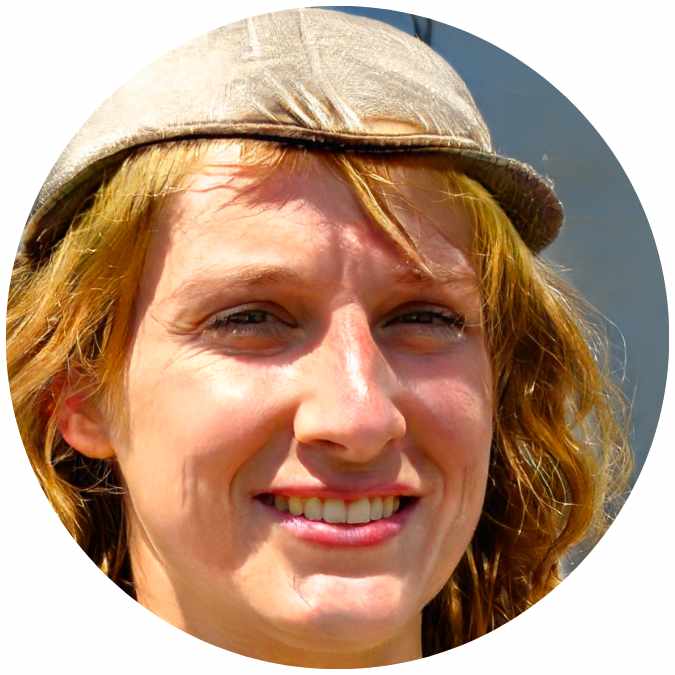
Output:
[62, 147, 493, 667]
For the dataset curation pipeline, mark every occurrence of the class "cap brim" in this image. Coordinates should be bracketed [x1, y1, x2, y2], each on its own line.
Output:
[23, 126, 562, 263]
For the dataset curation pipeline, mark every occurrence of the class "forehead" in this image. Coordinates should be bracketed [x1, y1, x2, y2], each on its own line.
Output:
[141, 147, 476, 301]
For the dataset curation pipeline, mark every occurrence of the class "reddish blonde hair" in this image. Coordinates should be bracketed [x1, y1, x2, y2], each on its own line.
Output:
[7, 139, 632, 654]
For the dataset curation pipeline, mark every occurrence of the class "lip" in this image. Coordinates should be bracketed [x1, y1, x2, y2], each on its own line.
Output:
[254, 488, 419, 547]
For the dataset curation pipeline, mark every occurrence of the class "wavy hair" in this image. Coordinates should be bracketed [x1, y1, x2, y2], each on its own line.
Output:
[7, 139, 632, 654]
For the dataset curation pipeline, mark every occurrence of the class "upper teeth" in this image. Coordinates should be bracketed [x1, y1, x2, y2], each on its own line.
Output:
[273, 495, 402, 524]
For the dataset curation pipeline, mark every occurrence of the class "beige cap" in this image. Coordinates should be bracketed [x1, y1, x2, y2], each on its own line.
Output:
[24, 8, 563, 260]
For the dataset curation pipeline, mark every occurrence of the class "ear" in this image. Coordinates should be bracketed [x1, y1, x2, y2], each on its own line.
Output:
[55, 384, 115, 460]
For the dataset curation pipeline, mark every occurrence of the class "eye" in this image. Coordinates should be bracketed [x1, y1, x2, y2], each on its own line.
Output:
[211, 309, 274, 328]
[383, 307, 466, 346]
[201, 306, 297, 351]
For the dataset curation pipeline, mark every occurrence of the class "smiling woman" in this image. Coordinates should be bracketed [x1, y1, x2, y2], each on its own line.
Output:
[7, 8, 631, 669]
[104, 145, 494, 664]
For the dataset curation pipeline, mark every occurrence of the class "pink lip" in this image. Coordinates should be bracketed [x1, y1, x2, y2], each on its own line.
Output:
[256, 496, 418, 547]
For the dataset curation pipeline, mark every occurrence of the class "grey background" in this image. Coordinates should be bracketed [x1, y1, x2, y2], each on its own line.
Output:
[332, 5, 667, 477]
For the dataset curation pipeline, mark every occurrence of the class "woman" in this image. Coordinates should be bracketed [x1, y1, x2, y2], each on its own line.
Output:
[7, 8, 631, 667]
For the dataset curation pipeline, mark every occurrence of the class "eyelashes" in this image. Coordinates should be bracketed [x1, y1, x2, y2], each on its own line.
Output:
[200, 304, 467, 352]
[205, 307, 296, 338]
[384, 308, 465, 333]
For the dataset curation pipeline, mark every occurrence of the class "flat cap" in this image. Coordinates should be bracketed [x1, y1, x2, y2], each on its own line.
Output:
[24, 8, 563, 259]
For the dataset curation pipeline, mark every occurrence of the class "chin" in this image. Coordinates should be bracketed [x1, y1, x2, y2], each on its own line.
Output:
[271, 574, 417, 648]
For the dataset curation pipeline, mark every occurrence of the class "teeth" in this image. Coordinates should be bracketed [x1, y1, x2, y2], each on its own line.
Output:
[369, 496, 383, 520]
[346, 497, 371, 524]
[269, 494, 406, 523]
[303, 497, 323, 521]
[323, 498, 347, 523]
[382, 496, 394, 518]
[274, 495, 289, 512]
[288, 496, 303, 516]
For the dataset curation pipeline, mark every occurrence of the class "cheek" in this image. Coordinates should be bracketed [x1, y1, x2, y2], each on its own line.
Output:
[413, 373, 492, 512]
[113, 350, 290, 568]
[407, 358, 492, 584]
[402, 345, 493, 521]
[402, 341, 493, 459]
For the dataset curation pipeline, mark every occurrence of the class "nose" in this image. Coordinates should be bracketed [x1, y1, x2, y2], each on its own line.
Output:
[293, 307, 407, 463]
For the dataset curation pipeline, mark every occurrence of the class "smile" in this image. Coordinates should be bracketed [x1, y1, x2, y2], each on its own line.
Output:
[261, 494, 408, 524]
[255, 492, 418, 547]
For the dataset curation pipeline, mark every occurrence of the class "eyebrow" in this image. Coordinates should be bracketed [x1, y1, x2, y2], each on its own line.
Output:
[166, 265, 318, 304]
[165, 261, 475, 307]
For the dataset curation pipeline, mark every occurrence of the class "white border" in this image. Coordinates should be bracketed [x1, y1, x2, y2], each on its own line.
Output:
[2, 2, 672, 673]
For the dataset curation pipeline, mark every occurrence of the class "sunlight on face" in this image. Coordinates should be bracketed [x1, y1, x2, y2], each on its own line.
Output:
[109, 147, 493, 667]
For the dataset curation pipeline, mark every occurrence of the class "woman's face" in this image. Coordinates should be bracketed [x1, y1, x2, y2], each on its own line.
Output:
[107, 148, 493, 666]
